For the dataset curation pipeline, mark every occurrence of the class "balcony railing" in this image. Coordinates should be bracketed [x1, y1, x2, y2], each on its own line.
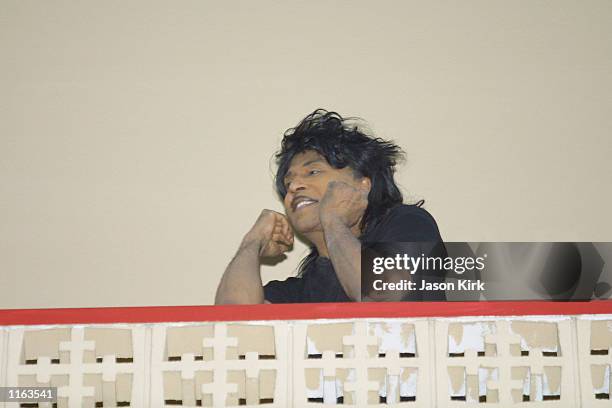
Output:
[1, 301, 611, 407]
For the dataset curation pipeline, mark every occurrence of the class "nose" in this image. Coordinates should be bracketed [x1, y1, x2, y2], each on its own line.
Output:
[287, 177, 306, 194]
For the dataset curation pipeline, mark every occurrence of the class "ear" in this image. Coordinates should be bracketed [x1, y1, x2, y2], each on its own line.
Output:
[360, 177, 372, 193]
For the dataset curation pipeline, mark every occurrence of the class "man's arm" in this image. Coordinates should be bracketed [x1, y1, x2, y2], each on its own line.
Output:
[215, 210, 293, 305]
[319, 180, 370, 301]
[322, 217, 362, 301]
[318, 181, 443, 302]
[215, 239, 265, 304]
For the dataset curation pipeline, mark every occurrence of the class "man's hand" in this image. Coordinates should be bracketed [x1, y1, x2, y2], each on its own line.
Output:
[242, 210, 294, 257]
[319, 181, 369, 228]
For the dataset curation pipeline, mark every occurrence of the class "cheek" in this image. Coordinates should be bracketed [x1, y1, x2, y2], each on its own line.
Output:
[315, 176, 334, 192]
[283, 197, 291, 211]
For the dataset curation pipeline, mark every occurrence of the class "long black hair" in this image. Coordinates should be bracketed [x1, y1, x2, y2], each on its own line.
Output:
[274, 109, 408, 275]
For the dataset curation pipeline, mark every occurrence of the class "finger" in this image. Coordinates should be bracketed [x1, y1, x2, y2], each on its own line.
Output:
[274, 214, 289, 228]
[281, 218, 290, 237]
[279, 215, 294, 240]
[270, 240, 290, 252]
[273, 224, 292, 240]
[329, 180, 351, 190]
[285, 228, 294, 243]
[272, 233, 292, 247]
[263, 209, 283, 221]
[269, 210, 286, 225]
[269, 209, 285, 216]
[273, 216, 288, 232]
[277, 212, 291, 226]
[276, 243, 290, 253]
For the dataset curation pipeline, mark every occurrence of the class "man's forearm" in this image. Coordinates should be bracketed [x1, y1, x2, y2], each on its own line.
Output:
[215, 240, 265, 304]
[322, 218, 362, 301]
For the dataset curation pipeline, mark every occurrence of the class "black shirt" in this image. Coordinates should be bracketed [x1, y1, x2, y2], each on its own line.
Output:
[263, 204, 444, 303]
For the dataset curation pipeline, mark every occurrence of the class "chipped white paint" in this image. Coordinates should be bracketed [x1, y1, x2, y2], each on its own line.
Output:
[5, 326, 146, 408]
[593, 365, 610, 395]
[577, 317, 612, 407]
[436, 317, 580, 406]
[370, 322, 416, 355]
[0, 315, 609, 406]
[401, 368, 418, 399]
[448, 322, 493, 354]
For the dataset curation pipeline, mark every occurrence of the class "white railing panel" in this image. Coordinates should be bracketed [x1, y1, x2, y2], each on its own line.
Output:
[576, 316, 612, 407]
[0, 314, 610, 406]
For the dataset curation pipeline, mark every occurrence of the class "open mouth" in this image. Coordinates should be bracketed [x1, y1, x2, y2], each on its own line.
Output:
[294, 200, 317, 211]
[292, 196, 318, 211]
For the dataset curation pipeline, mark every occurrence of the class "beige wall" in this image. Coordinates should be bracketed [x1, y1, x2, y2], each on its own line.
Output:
[1, 0, 611, 308]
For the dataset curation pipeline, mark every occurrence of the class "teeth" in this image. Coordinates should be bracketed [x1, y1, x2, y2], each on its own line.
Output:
[295, 200, 315, 210]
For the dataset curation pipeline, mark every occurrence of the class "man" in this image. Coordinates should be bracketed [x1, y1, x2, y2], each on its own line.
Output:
[215, 109, 444, 304]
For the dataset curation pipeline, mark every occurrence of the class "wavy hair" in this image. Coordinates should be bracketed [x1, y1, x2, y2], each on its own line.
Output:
[275, 109, 411, 275]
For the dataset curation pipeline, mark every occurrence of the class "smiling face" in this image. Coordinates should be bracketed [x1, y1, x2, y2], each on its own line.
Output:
[282, 150, 368, 235]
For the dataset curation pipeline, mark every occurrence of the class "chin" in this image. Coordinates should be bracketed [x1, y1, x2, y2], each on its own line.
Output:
[291, 215, 322, 235]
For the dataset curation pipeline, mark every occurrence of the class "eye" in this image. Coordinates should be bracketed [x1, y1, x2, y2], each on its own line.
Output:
[309, 169, 321, 175]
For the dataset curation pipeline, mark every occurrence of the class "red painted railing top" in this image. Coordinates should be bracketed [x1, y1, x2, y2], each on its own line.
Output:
[1, 301, 612, 326]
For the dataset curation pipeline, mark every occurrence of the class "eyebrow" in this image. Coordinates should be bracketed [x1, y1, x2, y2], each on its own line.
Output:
[283, 159, 326, 184]
[302, 159, 325, 167]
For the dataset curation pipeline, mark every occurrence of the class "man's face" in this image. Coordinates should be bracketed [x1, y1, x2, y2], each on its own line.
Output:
[282, 150, 367, 234]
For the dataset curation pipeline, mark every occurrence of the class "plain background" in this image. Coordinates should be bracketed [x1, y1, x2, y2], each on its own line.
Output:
[1, 0, 611, 309]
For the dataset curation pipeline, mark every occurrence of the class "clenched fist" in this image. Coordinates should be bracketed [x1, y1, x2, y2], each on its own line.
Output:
[242, 209, 294, 257]
[319, 180, 369, 228]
